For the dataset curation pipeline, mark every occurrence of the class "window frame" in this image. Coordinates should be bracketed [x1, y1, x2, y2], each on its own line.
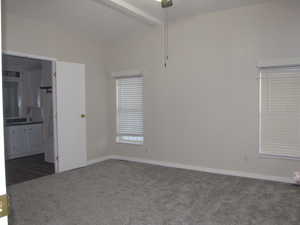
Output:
[259, 66, 300, 160]
[115, 76, 144, 145]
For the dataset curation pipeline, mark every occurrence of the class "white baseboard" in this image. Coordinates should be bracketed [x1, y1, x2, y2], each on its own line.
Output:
[86, 155, 113, 166]
[87, 155, 294, 184]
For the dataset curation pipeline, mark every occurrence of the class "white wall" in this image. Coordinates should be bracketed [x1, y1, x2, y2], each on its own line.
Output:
[105, 0, 300, 179]
[3, 12, 110, 160]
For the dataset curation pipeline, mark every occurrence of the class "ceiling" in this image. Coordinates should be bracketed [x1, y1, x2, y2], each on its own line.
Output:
[3, 0, 148, 42]
[3, 0, 273, 42]
[125, 0, 273, 21]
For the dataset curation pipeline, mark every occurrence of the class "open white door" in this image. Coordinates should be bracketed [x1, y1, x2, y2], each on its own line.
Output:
[0, 126, 7, 225]
[0, 67, 8, 224]
[56, 62, 87, 172]
[0, 128, 7, 223]
[0, 0, 8, 222]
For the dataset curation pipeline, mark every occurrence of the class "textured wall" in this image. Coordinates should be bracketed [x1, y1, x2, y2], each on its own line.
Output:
[104, 0, 300, 179]
[3, 13, 110, 160]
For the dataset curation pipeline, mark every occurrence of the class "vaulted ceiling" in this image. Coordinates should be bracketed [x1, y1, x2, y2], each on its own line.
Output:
[3, 0, 145, 42]
[124, 0, 272, 21]
[3, 0, 273, 42]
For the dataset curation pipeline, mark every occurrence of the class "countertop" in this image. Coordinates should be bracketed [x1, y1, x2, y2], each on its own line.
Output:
[5, 121, 43, 127]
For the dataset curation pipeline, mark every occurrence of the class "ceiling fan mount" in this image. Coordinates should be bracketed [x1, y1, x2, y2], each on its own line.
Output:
[161, 0, 173, 8]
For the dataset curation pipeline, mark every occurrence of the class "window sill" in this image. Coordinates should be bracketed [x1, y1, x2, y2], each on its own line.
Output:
[259, 152, 300, 161]
[116, 141, 144, 146]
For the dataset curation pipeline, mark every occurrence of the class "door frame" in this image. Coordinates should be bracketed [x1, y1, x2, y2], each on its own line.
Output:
[2, 50, 59, 173]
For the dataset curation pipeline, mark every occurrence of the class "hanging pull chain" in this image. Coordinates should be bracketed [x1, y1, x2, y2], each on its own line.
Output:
[163, 9, 169, 68]
[161, 0, 173, 69]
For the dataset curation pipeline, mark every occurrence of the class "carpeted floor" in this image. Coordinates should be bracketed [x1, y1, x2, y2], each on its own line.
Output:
[7, 159, 300, 225]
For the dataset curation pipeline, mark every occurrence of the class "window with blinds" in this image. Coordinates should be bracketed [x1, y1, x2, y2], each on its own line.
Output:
[116, 76, 144, 145]
[260, 67, 300, 158]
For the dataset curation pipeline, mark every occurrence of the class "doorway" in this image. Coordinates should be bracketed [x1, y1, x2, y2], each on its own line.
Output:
[2, 54, 56, 185]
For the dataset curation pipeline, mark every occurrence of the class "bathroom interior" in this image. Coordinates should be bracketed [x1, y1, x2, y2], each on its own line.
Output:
[2, 54, 55, 185]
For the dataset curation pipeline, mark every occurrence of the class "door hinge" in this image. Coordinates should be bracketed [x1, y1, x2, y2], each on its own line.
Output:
[0, 194, 10, 218]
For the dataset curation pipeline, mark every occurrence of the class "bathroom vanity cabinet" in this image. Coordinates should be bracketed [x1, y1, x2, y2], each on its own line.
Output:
[4, 123, 43, 159]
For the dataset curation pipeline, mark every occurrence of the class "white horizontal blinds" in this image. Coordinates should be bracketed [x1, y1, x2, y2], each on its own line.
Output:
[117, 76, 144, 144]
[260, 67, 300, 158]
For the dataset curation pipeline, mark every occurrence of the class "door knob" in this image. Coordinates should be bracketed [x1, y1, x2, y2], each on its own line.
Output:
[81, 114, 86, 118]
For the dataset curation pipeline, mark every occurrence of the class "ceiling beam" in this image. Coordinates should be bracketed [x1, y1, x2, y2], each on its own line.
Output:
[94, 0, 163, 25]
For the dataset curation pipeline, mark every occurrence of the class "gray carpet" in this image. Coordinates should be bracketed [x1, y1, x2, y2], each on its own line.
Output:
[7, 159, 300, 225]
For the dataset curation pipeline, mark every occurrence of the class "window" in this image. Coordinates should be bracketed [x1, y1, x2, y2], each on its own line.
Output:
[259, 66, 300, 158]
[116, 76, 144, 145]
